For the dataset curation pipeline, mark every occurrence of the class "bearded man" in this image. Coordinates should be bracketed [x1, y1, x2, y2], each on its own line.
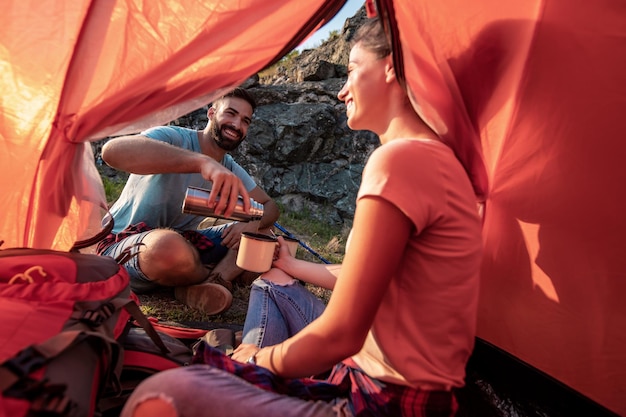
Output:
[97, 88, 279, 315]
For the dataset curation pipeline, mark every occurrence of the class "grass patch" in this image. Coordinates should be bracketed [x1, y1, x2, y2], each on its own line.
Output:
[138, 285, 253, 326]
[102, 176, 126, 206]
[258, 50, 300, 83]
[274, 201, 349, 265]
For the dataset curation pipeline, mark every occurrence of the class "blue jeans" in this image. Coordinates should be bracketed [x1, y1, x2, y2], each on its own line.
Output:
[242, 278, 326, 347]
[100, 223, 231, 293]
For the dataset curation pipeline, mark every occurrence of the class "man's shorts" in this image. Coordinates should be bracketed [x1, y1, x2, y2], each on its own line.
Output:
[100, 224, 231, 294]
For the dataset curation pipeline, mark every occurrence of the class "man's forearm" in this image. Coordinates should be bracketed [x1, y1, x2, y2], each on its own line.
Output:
[102, 136, 207, 174]
[258, 200, 280, 230]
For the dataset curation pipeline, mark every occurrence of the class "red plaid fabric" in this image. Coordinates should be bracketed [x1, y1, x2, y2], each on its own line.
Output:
[96, 221, 214, 254]
[193, 343, 458, 417]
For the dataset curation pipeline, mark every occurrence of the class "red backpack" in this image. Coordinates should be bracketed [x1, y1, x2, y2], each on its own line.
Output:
[0, 247, 192, 417]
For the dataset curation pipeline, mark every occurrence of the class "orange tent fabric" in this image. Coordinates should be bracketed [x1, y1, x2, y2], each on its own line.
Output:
[0, 0, 344, 249]
[388, 0, 626, 414]
[1, 0, 625, 415]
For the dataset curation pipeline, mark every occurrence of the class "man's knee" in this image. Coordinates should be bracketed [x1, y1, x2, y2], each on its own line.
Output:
[139, 230, 200, 276]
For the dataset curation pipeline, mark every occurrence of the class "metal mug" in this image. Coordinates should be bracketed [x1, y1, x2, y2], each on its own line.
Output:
[236, 232, 278, 272]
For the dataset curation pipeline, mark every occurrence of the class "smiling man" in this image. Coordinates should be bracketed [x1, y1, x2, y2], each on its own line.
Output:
[96, 88, 280, 315]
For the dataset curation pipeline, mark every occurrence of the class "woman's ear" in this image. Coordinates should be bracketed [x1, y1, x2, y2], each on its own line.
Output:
[384, 56, 396, 84]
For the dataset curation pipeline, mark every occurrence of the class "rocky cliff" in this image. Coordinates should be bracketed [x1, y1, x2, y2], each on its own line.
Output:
[98, 7, 376, 227]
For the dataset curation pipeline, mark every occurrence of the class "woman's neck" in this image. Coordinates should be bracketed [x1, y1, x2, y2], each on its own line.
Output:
[379, 109, 438, 145]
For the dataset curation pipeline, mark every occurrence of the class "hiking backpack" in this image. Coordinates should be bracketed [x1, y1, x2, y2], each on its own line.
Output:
[0, 247, 194, 417]
[97, 326, 195, 417]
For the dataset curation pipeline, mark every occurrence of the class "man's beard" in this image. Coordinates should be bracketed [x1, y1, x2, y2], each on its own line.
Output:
[210, 121, 245, 151]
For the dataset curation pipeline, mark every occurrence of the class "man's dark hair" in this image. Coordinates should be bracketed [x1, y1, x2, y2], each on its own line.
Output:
[352, 18, 391, 59]
[217, 87, 257, 111]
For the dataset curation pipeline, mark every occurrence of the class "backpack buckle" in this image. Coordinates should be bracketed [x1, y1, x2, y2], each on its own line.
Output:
[79, 302, 115, 327]
[30, 382, 73, 416]
[3, 346, 46, 378]
[5, 376, 73, 415]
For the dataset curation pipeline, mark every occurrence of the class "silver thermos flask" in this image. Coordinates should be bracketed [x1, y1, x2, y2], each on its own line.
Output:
[182, 186, 264, 222]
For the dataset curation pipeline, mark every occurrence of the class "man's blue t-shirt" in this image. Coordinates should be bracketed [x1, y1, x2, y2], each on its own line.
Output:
[109, 126, 256, 233]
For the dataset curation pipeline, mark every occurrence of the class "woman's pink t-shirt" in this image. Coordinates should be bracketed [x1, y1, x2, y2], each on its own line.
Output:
[351, 138, 483, 390]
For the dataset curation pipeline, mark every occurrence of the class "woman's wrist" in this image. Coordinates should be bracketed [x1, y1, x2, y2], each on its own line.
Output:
[282, 258, 305, 282]
[256, 346, 279, 374]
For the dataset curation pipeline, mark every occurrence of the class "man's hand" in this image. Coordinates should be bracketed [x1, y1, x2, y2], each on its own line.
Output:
[220, 221, 267, 249]
[200, 159, 251, 219]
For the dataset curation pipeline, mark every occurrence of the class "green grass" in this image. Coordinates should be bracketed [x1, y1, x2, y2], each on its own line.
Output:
[257, 28, 341, 83]
[274, 201, 349, 265]
[258, 50, 301, 83]
[102, 176, 126, 206]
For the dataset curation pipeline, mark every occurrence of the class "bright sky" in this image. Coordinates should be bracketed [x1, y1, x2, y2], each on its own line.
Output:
[297, 0, 364, 51]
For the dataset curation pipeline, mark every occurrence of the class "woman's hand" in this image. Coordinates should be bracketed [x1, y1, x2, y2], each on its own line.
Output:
[253, 236, 299, 285]
[232, 344, 279, 374]
[272, 236, 295, 268]
[232, 343, 261, 364]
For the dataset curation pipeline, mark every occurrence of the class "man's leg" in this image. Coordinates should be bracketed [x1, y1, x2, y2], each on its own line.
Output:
[197, 223, 246, 284]
[207, 248, 246, 283]
[131, 229, 208, 287]
[101, 229, 232, 315]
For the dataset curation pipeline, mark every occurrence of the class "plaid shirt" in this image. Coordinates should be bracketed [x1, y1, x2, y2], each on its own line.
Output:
[193, 342, 458, 417]
[96, 221, 214, 254]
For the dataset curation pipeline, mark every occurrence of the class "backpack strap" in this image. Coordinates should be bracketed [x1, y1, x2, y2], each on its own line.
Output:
[69, 211, 114, 252]
[141, 318, 209, 340]
[112, 298, 171, 354]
